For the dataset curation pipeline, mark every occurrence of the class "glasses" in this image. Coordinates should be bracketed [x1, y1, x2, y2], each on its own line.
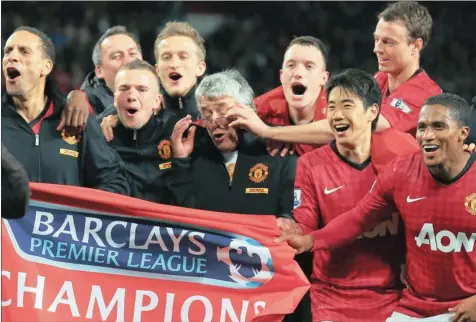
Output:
[199, 114, 231, 127]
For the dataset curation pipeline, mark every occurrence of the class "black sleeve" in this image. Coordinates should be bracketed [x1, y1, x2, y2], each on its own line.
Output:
[164, 157, 197, 208]
[466, 97, 476, 144]
[96, 104, 117, 123]
[277, 155, 297, 219]
[1, 144, 30, 219]
[82, 115, 130, 195]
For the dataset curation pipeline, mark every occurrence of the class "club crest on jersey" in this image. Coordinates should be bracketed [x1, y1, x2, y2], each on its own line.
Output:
[61, 129, 81, 145]
[249, 163, 268, 183]
[158, 140, 172, 160]
[390, 98, 411, 114]
[464, 193, 476, 215]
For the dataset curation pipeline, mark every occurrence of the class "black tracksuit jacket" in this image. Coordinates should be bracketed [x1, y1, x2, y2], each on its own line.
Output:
[80, 71, 113, 115]
[165, 127, 297, 217]
[107, 114, 179, 203]
[1, 89, 129, 195]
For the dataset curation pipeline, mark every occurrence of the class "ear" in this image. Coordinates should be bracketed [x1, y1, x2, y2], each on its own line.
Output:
[154, 63, 159, 75]
[153, 94, 163, 115]
[41, 59, 53, 77]
[279, 69, 284, 85]
[322, 71, 330, 86]
[95, 65, 104, 79]
[367, 103, 380, 123]
[196, 61, 206, 78]
[113, 91, 118, 108]
[412, 38, 424, 56]
[458, 126, 470, 142]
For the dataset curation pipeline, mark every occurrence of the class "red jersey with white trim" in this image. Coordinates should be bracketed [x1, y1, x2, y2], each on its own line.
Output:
[293, 141, 403, 322]
[312, 152, 476, 317]
[375, 71, 441, 137]
[254, 86, 327, 156]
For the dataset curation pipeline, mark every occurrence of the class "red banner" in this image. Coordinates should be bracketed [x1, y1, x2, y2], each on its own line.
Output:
[1, 183, 309, 322]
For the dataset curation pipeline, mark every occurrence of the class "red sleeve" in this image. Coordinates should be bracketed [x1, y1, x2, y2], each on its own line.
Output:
[292, 156, 319, 234]
[310, 158, 399, 250]
[381, 97, 422, 134]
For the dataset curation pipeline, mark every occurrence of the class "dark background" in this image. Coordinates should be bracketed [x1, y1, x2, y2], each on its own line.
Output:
[2, 1, 475, 102]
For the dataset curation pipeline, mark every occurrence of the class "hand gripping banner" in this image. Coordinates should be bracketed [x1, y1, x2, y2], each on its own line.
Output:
[1, 183, 310, 322]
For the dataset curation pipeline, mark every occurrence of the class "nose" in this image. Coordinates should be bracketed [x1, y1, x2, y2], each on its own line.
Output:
[373, 40, 383, 54]
[169, 55, 180, 69]
[292, 64, 305, 79]
[331, 107, 345, 121]
[7, 48, 20, 63]
[422, 127, 436, 141]
[127, 88, 139, 102]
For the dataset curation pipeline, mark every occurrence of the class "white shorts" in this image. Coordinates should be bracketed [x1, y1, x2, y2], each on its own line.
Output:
[386, 311, 454, 322]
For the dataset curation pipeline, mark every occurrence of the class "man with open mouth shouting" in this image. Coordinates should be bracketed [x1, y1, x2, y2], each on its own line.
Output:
[106, 59, 179, 204]
[253, 36, 329, 157]
[1, 26, 129, 195]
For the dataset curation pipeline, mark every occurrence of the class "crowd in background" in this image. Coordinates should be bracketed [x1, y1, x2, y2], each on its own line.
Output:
[2, 1, 475, 101]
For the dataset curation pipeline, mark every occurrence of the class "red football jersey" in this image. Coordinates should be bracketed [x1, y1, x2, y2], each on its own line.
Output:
[293, 142, 403, 322]
[312, 152, 476, 317]
[254, 86, 327, 156]
[375, 71, 441, 137]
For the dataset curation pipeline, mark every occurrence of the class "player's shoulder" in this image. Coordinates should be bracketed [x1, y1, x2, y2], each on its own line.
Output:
[253, 86, 285, 108]
[374, 71, 388, 85]
[408, 71, 441, 94]
[385, 151, 422, 175]
[299, 144, 334, 167]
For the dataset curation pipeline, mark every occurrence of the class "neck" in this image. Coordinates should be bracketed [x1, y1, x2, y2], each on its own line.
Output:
[387, 59, 420, 93]
[289, 101, 316, 125]
[428, 151, 470, 182]
[336, 129, 372, 164]
[13, 83, 47, 123]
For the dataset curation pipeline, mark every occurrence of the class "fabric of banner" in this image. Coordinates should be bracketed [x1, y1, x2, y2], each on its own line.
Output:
[2, 183, 310, 322]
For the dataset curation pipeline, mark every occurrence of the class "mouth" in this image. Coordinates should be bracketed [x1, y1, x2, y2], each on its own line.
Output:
[125, 108, 139, 116]
[334, 124, 350, 133]
[291, 83, 307, 96]
[169, 72, 182, 82]
[422, 144, 440, 154]
[6, 67, 21, 80]
[213, 133, 225, 141]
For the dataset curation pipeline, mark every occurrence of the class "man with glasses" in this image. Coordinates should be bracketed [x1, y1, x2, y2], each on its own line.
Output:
[165, 69, 297, 217]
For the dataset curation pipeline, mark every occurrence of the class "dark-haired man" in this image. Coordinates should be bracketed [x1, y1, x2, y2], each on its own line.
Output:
[281, 93, 476, 321]
[1, 27, 129, 195]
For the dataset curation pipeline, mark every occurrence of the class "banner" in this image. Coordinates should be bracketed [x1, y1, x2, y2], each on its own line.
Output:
[1, 183, 310, 322]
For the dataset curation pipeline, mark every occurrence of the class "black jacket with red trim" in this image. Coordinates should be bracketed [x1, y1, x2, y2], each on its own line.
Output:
[164, 126, 297, 217]
[1, 84, 130, 195]
[80, 71, 114, 115]
[105, 113, 180, 203]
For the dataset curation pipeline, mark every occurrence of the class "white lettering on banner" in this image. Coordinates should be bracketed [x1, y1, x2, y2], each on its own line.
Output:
[1, 271, 268, 320]
[31, 211, 206, 255]
[415, 223, 476, 253]
[357, 212, 399, 239]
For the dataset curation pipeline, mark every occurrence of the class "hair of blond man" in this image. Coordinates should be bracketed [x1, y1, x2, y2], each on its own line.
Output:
[118, 59, 161, 90]
[154, 21, 206, 62]
[378, 1, 432, 49]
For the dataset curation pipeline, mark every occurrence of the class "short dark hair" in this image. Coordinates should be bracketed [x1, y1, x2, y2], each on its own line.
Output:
[92, 26, 142, 67]
[14, 26, 55, 64]
[117, 59, 160, 89]
[378, 1, 432, 49]
[285, 36, 329, 68]
[423, 93, 471, 127]
[325, 69, 381, 131]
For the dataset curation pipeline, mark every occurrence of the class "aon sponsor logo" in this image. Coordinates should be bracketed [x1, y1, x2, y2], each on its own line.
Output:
[415, 223, 476, 253]
[357, 213, 399, 239]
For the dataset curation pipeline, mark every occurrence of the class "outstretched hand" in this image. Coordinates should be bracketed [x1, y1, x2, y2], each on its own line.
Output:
[171, 115, 197, 158]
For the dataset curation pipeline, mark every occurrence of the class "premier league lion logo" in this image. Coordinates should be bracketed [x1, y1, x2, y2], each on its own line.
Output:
[216, 238, 274, 287]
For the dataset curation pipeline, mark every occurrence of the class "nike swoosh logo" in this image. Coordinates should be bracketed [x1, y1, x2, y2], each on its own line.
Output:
[406, 196, 426, 203]
[324, 185, 344, 195]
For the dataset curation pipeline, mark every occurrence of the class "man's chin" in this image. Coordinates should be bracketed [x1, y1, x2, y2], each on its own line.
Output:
[164, 84, 193, 97]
